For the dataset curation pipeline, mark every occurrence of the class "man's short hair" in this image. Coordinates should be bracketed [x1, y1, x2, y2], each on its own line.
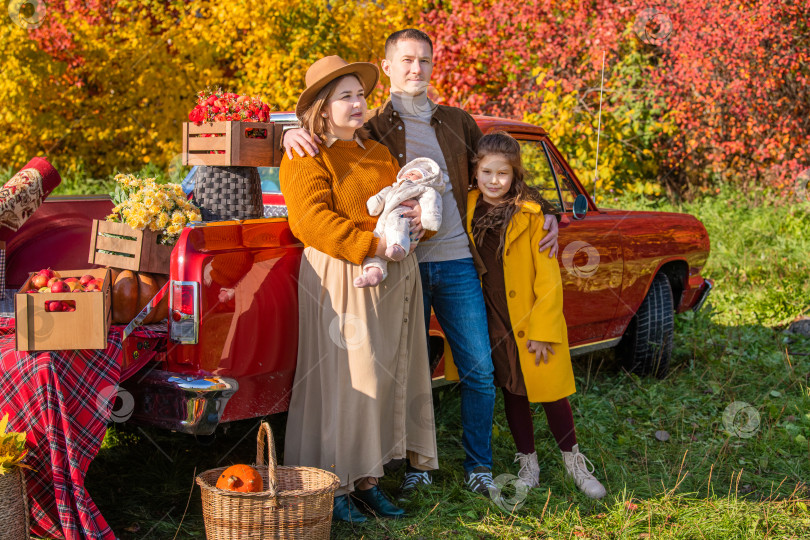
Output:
[385, 29, 433, 58]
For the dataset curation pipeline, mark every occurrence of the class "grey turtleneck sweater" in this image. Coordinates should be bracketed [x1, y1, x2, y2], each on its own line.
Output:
[390, 93, 472, 263]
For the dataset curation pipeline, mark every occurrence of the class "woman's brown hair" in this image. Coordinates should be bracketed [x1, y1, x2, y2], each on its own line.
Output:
[471, 131, 545, 259]
[298, 74, 370, 141]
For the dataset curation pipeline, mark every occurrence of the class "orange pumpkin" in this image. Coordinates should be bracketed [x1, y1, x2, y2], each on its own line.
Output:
[110, 270, 169, 324]
[215, 464, 263, 493]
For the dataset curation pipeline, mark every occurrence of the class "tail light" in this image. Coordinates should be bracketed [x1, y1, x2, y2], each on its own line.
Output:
[169, 281, 199, 344]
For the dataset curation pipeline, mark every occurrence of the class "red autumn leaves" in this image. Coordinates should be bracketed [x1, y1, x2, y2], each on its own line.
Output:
[188, 90, 272, 124]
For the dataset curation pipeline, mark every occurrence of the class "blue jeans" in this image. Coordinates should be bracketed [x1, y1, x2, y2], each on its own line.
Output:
[420, 258, 495, 472]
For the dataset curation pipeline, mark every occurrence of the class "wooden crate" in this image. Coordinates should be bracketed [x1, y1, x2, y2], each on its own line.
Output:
[182, 121, 277, 167]
[15, 268, 111, 351]
[88, 220, 172, 274]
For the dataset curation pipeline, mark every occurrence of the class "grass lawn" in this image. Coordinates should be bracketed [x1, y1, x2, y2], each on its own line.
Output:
[77, 187, 810, 539]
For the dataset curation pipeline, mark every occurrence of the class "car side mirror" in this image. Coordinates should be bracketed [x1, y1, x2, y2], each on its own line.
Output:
[572, 194, 588, 220]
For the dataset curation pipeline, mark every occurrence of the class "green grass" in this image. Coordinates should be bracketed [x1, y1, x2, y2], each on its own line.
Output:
[35, 186, 810, 538]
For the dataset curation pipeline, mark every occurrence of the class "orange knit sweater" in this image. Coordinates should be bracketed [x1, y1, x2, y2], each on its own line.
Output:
[279, 138, 400, 265]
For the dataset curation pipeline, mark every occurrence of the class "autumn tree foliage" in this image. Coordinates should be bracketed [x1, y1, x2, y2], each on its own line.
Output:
[2, 0, 806, 197]
[647, 0, 810, 192]
[1, 0, 420, 177]
[422, 0, 810, 197]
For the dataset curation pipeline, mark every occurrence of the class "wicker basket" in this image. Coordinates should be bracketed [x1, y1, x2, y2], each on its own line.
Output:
[196, 422, 340, 539]
[0, 468, 30, 539]
[192, 166, 263, 222]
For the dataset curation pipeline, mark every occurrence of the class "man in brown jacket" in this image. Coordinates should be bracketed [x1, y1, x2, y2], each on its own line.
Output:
[283, 29, 559, 496]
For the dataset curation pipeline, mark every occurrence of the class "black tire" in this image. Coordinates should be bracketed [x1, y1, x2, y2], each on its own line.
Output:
[617, 273, 674, 378]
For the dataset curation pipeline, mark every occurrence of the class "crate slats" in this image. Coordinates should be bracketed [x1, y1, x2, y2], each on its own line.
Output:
[88, 220, 171, 274]
[182, 121, 277, 167]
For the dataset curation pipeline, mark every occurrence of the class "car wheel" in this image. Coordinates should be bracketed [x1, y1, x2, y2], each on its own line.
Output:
[617, 273, 674, 378]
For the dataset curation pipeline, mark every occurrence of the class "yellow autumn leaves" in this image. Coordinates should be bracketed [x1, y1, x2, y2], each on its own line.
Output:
[1, 0, 422, 178]
[107, 174, 201, 244]
[0, 414, 28, 476]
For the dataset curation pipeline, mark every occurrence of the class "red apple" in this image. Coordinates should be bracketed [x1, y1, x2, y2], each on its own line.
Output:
[79, 274, 95, 286]
[61, 301, 72, 311]
[64, 278, 81, 291]
[38, 268, 54, 279]
[26, 289, 39, 294]
[84, 282, 100, 292]
[31, 273, 48, 289]
[46, 277, 62, 288]
[47, 300, 63, 312]
[50, 281, 70, 293]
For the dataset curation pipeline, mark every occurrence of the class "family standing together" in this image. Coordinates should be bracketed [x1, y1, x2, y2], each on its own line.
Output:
[279, 28, 607, 523]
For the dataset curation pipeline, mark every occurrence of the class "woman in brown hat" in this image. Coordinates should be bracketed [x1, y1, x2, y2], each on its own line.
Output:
[280, 56, 438, 523]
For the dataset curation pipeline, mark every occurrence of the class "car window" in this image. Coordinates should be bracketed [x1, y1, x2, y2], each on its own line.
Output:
[258, 167, 281, 193]
[518, 141, 562, 213]
[546, 150, 581, 212]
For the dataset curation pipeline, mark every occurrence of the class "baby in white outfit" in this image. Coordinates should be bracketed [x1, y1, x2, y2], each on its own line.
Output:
[354, 157, 445, 288]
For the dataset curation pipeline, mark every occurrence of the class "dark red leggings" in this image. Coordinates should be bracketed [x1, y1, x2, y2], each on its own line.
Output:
[501, 388, 577, 454]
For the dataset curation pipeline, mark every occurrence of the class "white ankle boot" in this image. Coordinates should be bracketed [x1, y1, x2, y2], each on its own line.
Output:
[561, 444, 606, 499]
[514, 452, 540, 488]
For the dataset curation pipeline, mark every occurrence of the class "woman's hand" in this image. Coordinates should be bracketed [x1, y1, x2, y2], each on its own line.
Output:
[527, 340, 554, 365]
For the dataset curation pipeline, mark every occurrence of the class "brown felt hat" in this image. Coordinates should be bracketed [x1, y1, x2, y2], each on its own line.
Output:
[295, 56, 379, 118]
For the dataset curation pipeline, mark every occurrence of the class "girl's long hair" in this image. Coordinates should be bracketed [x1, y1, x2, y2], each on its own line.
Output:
[471, 132, 545, 259]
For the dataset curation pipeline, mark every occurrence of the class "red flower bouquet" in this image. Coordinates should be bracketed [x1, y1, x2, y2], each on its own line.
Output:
[185, 88, 274, 159]
[188, 88, 272, 124]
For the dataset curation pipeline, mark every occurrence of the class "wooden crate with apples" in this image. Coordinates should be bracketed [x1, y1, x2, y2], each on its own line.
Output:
[182, 121, 278, 167]
[15, 268, 112, 351]
[88, 220, 172, 275]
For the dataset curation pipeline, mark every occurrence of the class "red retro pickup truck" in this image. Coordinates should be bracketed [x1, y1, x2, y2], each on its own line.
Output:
[4, 113, 712, 436]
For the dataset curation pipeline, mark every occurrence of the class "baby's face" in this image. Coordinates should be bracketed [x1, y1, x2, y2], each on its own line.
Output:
[403, 170, 424, 181]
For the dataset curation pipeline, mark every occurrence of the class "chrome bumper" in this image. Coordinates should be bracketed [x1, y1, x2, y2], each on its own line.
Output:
[692, 278, 714, 312]
[122, 370, 238, 436]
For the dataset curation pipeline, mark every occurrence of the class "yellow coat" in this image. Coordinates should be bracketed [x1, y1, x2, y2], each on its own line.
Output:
[443, 189, 575, 403]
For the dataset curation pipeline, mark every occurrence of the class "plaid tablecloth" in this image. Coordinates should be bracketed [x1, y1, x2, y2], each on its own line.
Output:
[0, 317, 166, 540]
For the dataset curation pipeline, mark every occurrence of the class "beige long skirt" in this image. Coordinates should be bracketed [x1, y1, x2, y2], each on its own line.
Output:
[283, 247, 438, 495]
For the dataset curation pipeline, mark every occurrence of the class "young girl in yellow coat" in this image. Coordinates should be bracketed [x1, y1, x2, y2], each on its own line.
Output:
[467, 132, 606, 498]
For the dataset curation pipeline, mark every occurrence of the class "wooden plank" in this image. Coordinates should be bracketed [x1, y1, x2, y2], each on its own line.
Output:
[230, 121, 239, 166]
[187, 121, 228, 135]
[182, 123, 189, 166]
[97, 220, 143, 239]
[87, 219, 100, 265]
[95, 235, 139, 255]
[188, 153, 231, 167]
[92, 252, 137, 270]
[188, 137, 229, 152]
[271, 123, 282, 166]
